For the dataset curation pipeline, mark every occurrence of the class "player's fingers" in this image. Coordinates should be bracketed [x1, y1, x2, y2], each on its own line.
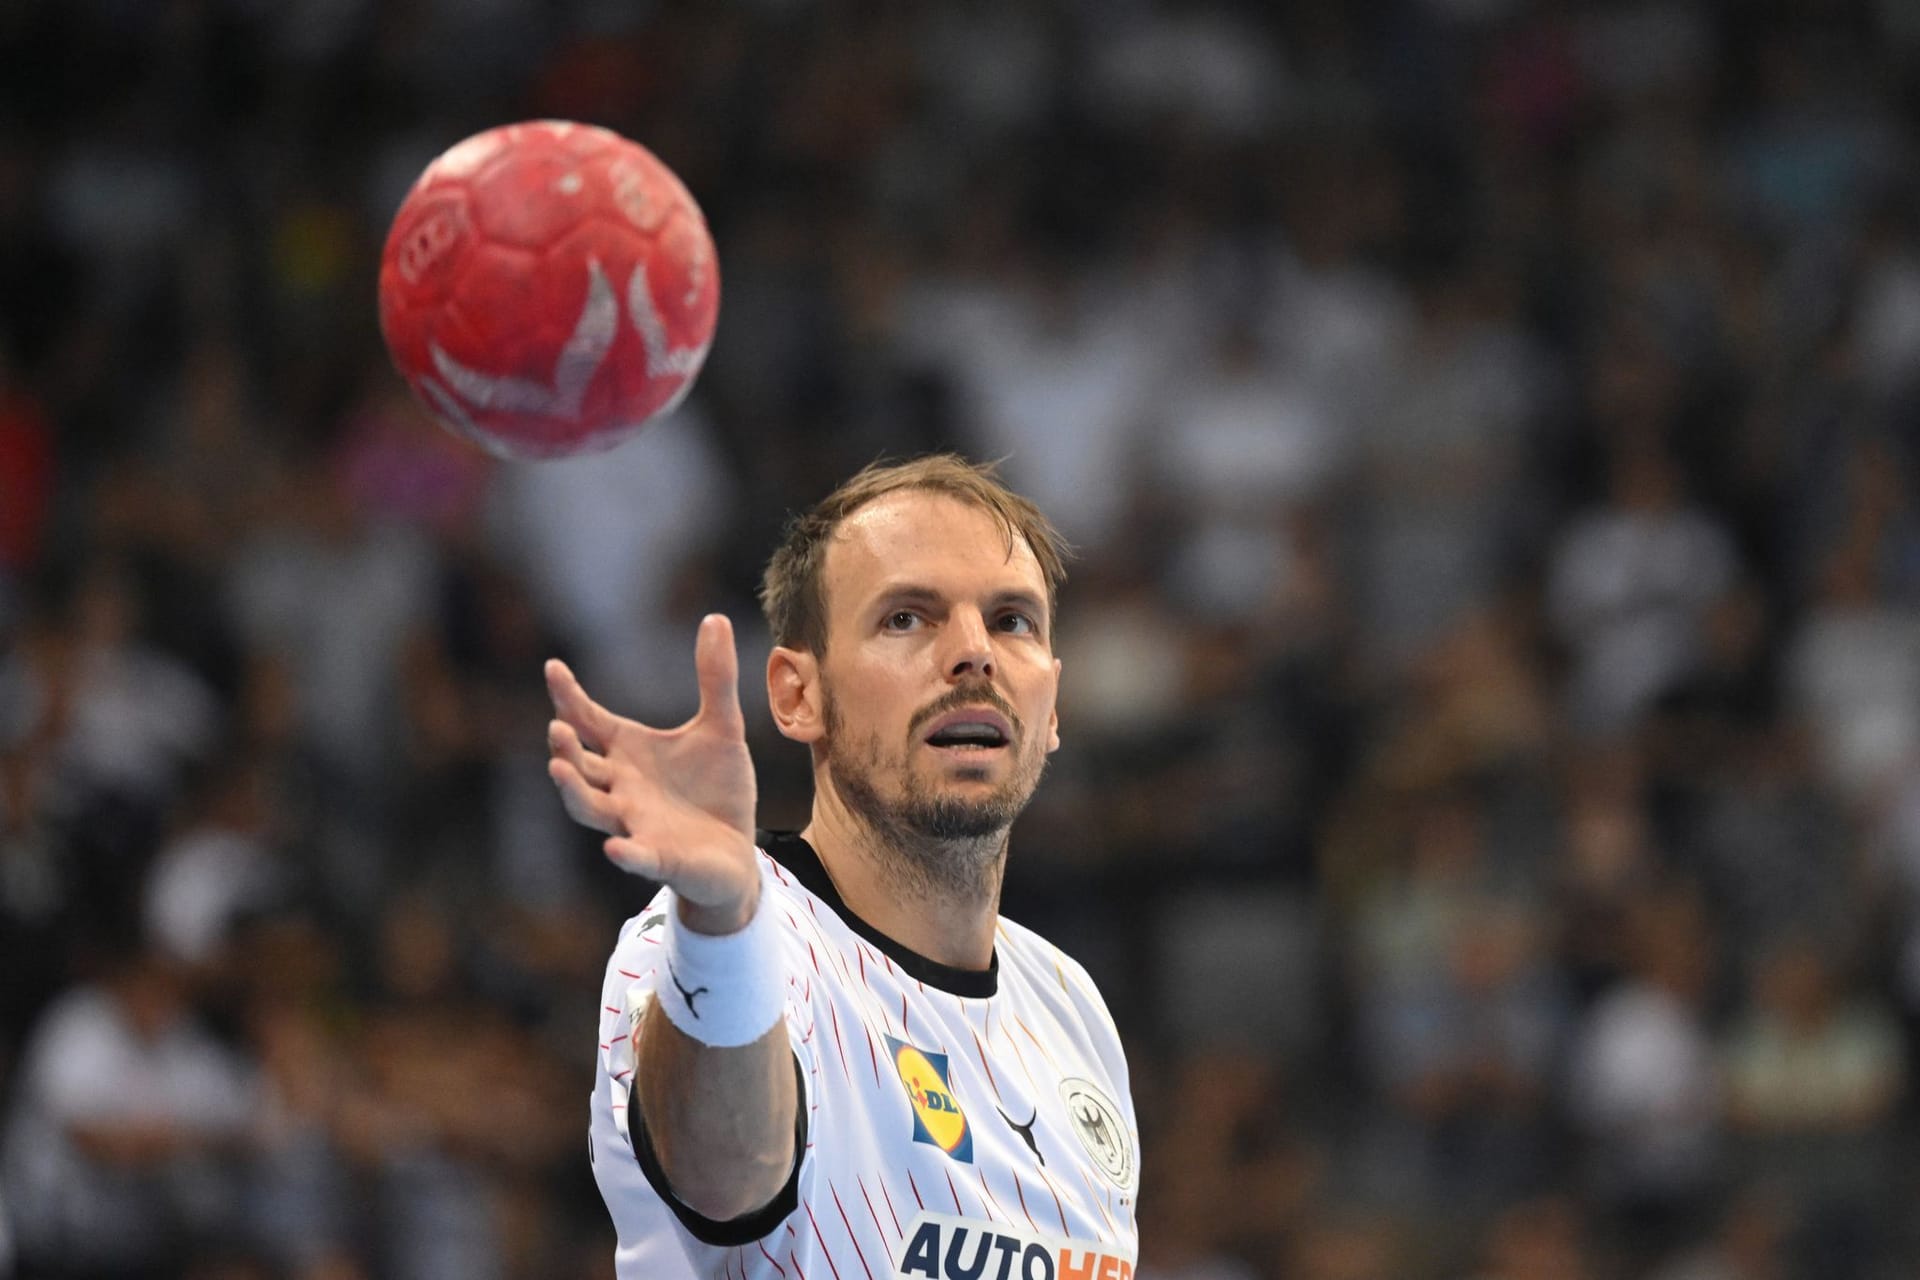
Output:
[545, 658, 620, 750]
[692, 614, 744, 733]
[548, 757, 622, 834]
[548, 719, 613, 788]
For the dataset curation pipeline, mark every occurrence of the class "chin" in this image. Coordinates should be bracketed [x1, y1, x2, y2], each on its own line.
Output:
[906, 797, 1021, 841]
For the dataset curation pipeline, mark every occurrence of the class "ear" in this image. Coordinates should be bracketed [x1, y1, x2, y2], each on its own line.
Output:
[1046, 655, 1062, 753]
[767, 646, 825, 744]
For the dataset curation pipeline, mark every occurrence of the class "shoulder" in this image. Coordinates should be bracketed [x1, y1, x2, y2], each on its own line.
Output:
[994, 916, 1129, 1066]
[601, 847, 832, 980]
[995, 915, 1111, 1008]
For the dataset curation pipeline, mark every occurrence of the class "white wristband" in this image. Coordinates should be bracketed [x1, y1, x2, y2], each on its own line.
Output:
[657, 871, 785, 1048]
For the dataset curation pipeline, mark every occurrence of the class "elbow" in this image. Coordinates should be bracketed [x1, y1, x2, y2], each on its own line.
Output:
[667, 1141, 795, 1222]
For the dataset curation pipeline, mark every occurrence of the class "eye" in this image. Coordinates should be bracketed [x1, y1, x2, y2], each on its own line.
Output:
[883, 610, 922, 632]
[996, 612, 1037, 636]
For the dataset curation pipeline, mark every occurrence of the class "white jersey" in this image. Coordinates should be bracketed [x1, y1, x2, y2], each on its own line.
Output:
[590, 832, 1140, 1280]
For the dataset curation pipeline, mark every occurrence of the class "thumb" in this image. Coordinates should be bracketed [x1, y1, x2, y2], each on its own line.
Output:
[693, 613, 744, 733]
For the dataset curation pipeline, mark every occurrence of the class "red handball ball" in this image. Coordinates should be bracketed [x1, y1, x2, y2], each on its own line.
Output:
[377, 120, 719, 459]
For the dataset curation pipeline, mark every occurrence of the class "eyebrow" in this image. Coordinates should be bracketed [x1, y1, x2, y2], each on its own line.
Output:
[874, 584, 1048, 620]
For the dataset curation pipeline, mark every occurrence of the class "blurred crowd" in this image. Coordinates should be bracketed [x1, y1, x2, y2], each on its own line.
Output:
[5, 0, 1920, 1277]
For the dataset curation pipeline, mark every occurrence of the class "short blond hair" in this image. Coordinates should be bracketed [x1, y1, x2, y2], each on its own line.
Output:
[759, 454, 1070, 654]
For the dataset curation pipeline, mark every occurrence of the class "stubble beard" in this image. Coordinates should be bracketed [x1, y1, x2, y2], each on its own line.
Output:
[823, 689, 1047, 902]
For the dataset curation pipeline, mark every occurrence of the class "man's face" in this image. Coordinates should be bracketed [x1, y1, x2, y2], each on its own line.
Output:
[815, 490, 1060, 846]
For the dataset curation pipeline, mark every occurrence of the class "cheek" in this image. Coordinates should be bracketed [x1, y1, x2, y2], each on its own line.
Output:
[1018, 661, 1060, 741]
[825, 660, 918, 739]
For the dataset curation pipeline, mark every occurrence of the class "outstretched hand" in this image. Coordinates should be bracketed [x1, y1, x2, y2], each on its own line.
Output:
[545, 614, 760, 932]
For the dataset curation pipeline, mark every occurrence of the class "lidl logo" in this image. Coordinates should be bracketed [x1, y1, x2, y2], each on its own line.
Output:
[886, 1035, 972, 1163]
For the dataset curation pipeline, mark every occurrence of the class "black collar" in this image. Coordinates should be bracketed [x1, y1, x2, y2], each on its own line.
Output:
[759, 830, 998, 998]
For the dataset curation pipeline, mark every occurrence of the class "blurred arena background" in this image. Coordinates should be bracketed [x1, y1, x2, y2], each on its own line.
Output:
[4, 0, 1920, 1276]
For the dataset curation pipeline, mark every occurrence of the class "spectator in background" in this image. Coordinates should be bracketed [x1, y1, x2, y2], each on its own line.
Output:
[239, 999, 364, 1280]
[1136, 1052, 1321, 1280]
[144, 760, 289, 973]
[1549, 446, 1739, 736]
[1351, 787, 1564, 1209]
[0, 557, 221, 950]
[224, 448, 442, 911]
[1567, 883, 1722, 1265]
[0, 943, 258, 1277]
[1352, 256, 1550, 675]
[1787, 533, 1920, 809]
[1721, 937, 1904, 1279]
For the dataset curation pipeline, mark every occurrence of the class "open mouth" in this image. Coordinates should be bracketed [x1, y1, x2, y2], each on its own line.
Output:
[922, 708, 1013, 752]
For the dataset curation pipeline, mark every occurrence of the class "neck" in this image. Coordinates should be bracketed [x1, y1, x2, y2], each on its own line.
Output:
[801, 779, 1007, 972]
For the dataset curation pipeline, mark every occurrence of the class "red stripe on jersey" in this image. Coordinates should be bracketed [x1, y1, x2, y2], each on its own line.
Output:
[788, 1251, 807, 1280]
[802, 1201, 845, 1280]
[827, 937, 856, 993]
[865, 1027, 881, 1087]
[830, 1182, 877, 1280]
[877, 1174, 904, 1234]
[1013, 1016, 1060, 1070]
[1079, 1167, 1118, 1237]
[768, 856, 791, 887]
[974, 1166, 1015, 1225]
[1033, 1164, 1071, 1234]
[858, 1173, 897, 1243]
[828, 1003, 853, 1085]
[968, 1027, 1000, 1099]
[603, 1005, 620, 1015]
[1000, 1018, 1038, 1091]
[759, 1241, 787, 1276]
[900, 992, 909, 1040]
[1013, 1171, 1038, 1232]
[617, 968, 640, 979]
[807, 940, 821, 974]
[906, 1169, 925, 1210]
[613, 1069, 630, 1081]
[944, 1168, 967, 1217]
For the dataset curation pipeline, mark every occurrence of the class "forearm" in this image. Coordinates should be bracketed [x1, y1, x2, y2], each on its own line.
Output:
[634, 997, 796, 1221]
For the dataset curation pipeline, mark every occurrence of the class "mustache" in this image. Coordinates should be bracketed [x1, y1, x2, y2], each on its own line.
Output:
[908, 684, 1024, 742]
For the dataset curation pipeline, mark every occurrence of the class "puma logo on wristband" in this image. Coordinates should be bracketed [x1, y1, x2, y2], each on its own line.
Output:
[668, 962, 710, 1018]
[655, 873, 784, 1047]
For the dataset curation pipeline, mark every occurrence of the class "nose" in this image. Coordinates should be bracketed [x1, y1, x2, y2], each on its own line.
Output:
[943, 608, 995, 681]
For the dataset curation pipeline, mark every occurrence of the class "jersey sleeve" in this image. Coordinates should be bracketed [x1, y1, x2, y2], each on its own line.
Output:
[595, 855, 819, 1246]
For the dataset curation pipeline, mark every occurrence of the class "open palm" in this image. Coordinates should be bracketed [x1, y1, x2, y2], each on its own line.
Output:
[544, 614, 759, 919]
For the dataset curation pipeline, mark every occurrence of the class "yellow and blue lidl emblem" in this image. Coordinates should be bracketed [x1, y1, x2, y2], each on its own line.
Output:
[886, 1035, 972, 1163]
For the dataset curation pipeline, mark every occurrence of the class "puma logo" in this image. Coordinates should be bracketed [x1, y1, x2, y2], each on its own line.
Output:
[667, 962, 709, 1018]
[999, 1106, 1043, 1165]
